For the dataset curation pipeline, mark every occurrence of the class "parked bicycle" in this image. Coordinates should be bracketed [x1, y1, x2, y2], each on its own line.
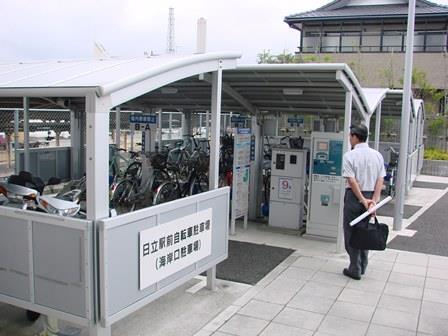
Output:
[153, 149, 209, 205]
[385, 146, 399, 197]
[109, 152, 171, 214]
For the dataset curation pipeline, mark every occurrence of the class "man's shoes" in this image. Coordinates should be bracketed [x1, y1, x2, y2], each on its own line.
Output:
[343, 268, 361, 280]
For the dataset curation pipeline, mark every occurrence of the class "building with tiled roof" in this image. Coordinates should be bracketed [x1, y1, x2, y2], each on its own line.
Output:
[285, 0, 448, 112]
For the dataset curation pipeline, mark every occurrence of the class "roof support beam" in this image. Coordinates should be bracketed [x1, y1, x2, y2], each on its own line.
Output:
[23, 97, 30, 171]
[336, 70, 368, 120]
[203, 74, 258, 115]
[374, 103, 382, 151]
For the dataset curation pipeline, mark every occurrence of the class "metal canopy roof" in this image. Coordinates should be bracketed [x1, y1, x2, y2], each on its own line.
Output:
[374, 89, 423, 120]
[0, 52, 241, 107]
[122, 63, 372, 120]
[0, 55, 410, 122]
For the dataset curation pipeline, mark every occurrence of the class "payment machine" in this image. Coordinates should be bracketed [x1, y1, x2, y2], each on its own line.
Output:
[306, 132, 344, 240]
[269, 148, 307, 230]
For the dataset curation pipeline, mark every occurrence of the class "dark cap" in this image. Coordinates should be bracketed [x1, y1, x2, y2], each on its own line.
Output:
[350, 124, 368, 140]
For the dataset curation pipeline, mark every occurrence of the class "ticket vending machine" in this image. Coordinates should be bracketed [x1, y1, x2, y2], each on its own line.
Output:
[306, 132, 344, 240]
[269, 148, 307, 230]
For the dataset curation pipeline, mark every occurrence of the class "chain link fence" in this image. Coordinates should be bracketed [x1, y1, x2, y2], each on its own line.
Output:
[0, 108, 71, 177]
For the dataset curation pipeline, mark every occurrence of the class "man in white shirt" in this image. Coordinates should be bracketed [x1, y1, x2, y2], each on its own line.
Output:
[342, 124, 386, 280]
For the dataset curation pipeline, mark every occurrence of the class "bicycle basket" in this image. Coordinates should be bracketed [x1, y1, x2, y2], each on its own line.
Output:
[289, 137, 304, 149]
[150, 153, 167, 169]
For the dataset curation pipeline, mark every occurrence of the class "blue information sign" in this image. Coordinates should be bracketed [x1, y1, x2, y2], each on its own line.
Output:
[287, 117, 304, 126]
[237, 128, 251, 134]
[130, 114, 157, 124]
[250, 135, 256, 161]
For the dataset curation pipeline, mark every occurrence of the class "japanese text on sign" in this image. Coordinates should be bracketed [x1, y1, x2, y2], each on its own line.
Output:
[232, 129, 251, 219]
[139, 209, 212, 290]
[130, 114, 157, 124]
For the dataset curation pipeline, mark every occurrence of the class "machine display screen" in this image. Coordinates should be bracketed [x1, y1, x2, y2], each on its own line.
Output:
[317, 141, 328, 151]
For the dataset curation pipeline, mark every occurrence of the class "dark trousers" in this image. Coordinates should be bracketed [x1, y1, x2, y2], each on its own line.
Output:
[343, 189, 373, 276]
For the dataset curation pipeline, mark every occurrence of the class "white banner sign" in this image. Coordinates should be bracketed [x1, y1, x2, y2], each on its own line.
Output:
[139, 208, 213, 290]
[232, 129, 251, 219]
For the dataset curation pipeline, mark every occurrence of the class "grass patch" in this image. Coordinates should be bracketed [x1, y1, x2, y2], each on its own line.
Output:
[424, 148, 448, 161]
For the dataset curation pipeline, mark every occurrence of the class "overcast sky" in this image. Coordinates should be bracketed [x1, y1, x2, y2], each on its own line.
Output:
[2, 0, 448, 64]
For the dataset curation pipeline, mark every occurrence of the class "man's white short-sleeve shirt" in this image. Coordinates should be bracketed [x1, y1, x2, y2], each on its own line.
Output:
[343, 142, 386, 192]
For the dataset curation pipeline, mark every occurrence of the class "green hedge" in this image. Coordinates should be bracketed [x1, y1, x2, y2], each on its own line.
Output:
[424, 148, 448, 161]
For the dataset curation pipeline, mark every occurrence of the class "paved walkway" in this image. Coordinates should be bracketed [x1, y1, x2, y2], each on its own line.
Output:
[195, 250, 448, 336]
[193, 174, 448, 336]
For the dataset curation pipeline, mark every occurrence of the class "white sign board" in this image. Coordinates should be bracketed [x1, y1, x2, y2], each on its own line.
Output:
[232, 129, 251, 220]
[139, 208, 212, 290]
[278, 177, 293, 200]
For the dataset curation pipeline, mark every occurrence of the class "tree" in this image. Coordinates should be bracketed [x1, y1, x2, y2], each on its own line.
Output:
[257, 50, 333, 64]
[428, 116, 445, 137]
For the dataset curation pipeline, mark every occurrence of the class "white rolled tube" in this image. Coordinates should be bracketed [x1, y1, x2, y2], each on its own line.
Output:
[350, 196, 393, 226]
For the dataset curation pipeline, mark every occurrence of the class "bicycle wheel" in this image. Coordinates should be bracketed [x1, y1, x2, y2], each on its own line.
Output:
[189, 173, 209, 196]
[150, 169, 170, 191]
[110, 180, 137, 214]
[153, 182, 180, 205]
[124, 161, 142, 179]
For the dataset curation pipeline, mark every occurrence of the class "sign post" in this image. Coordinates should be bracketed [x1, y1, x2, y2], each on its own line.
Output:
[230, 128, 251, 235]
[129, 114, 157, 153]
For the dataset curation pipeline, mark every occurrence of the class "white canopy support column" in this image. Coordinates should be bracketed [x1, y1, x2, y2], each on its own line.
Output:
[157, 109, 163, 150]
[374, 103, 382, 151]
[205, 110, 210, 140]
[249, 114, 261, 220]
[23, 97, 30, 172]
[85, 93, 111, 221]
[168, 112, 173, 140]
[365, 116, 371, 141]
[85, 93, 112, 336]
[183, 110, 192, 137]
[209, 70, 222, 190]
[394, 0, 416, 232]
[70, 109, 82, 179]
[207, 67, 223, 291]
[337, 91, 352, 254]
[181, 111, 186, 137]
[115, 106, 121, 148]
[130, 112, 135, 152]
[14, 109, 19, 174]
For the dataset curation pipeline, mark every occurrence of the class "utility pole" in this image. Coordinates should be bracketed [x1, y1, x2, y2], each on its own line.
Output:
[394, 0, 416, 231]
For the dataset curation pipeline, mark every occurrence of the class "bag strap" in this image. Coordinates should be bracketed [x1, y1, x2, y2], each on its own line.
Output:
[370, 216, 381, 228]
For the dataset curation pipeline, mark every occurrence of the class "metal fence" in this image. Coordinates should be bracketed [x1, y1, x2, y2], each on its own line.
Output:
[0, 108, 71, 178]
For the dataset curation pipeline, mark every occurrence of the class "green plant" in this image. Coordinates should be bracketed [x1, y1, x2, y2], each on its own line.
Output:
[379, 51, 396, 88]
[257, 49, 277, 64]
[428, 117, 445, 136]
[323, 55, 333, 62]
[257, 50, 334, 64]
[424, 148, 448, 160]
